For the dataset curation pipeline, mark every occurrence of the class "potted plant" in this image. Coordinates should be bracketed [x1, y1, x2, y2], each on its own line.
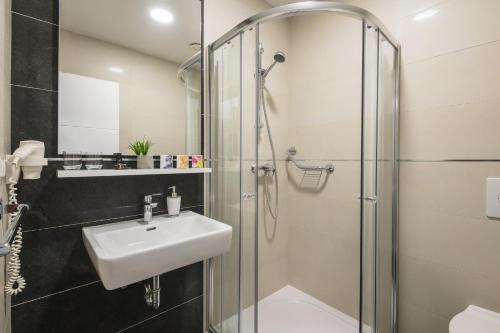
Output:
[129, 138, 154, 169]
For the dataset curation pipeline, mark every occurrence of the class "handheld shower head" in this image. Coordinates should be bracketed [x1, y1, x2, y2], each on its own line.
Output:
[262, 51, 286, 78]
[273, 51, 286, 63]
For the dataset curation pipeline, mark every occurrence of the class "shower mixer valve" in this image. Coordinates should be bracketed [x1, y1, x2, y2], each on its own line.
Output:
[251, 163, 276, 174]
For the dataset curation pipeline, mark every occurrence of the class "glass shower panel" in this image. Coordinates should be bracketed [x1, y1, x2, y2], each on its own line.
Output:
[209, 34, 242, 333]
[361, 25, 398, 333]
[240, 27, 258, 333]
[361, 23, 380, 333]
[375, 35, 397, 333]
[209, 28, 259, 333]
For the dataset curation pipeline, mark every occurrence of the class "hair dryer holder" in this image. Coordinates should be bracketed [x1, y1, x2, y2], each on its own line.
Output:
[5, 155, 48, 180]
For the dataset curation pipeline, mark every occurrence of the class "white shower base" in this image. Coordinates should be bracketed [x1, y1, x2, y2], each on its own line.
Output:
[236, 285, 359, 333]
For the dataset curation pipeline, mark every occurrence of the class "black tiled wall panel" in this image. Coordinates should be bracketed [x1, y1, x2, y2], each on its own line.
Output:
[9, 1, 205, 332]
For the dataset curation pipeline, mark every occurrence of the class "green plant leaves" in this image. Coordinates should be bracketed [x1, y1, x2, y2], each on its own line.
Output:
[128, 137, 153, 155]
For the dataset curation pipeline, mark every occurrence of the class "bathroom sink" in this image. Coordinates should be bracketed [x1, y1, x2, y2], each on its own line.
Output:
[82, 211, 232, 290]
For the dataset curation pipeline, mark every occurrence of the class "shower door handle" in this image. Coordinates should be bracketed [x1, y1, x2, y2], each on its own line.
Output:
[357, 195, 378, 203]
[242, 193, 256, 200]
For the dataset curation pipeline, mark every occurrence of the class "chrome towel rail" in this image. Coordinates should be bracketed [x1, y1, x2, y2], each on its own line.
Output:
[286, 147, 335, 174]
[0, 204, 29, 257]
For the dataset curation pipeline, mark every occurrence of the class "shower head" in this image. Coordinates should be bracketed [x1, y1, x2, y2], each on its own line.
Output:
[273, 51, 286, 63]
[262, 51, 286, 78]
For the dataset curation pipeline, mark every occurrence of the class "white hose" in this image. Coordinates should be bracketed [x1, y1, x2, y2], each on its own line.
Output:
[5, 183, 26, 295]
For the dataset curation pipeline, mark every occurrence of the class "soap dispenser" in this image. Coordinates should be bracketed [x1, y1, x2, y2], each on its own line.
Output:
[167, 186, 181, 216]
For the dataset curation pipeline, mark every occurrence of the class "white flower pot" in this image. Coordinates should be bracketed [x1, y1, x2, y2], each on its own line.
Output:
[137, 155, 154, 169]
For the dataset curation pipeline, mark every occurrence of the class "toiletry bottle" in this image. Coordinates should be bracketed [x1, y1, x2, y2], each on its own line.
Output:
[167, 186, 181, 216]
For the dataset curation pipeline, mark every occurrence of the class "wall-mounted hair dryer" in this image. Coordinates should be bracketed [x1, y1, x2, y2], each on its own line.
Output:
[6, 140, 47, 183]
[2, 140, 47, 295]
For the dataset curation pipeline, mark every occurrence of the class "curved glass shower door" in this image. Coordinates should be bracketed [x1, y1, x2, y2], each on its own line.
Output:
[207, 3, 399, 333]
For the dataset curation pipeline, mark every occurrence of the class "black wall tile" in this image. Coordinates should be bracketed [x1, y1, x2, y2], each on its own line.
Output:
[12, 224, 99, 305]
[121, 296, 203, 333]
[12, 0, 59, 24]
[11, 4, 206, 332]
[14, 218, 205, 306]
[11, 86, 57, 156]
[11, 160, 205, 330]
[12, 262, 203, 333]
[11, 13, 58, 90]
[17, 163, 204, 231]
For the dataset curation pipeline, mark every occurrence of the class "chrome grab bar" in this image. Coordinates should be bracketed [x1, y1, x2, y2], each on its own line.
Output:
[286, 147, 335, 174]
[0, 204, 29, 257]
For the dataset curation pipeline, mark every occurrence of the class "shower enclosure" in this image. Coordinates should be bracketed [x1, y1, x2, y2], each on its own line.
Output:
[206, 2, 399, 333]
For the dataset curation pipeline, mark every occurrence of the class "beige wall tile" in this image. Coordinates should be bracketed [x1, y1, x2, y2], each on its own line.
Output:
[287, 13, 361, 161]
[258, 18, 292, 161]
[399, 299, 449, 333]
[399, 162, 500, 331]
[258, 257, 288, 300]
[400, 0, 500, 64]
[398, 0, 449, 18]
[351, 0, 401, 36]
[397, 0, 500, 330]
[401, 99, 500, 160]
[401, 40, 500, 113]
[257, 161, 290, 299]
[288, 161, 360, 318]
[204, 0, 270, 45]
[400, 162, 500, 279]
[399, 254, 500, 325]
[400, 162, 494, 221]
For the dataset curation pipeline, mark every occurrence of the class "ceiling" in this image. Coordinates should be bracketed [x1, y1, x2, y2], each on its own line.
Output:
[60, 0, 201, 64]
[265, 0, 301, 6]
[265, 0, 352, 7]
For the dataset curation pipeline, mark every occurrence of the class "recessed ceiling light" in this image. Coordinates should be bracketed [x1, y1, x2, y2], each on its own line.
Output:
[150, 8, 174, 23]
[413, 9, 438, 21]
[108, 66, 124, 73]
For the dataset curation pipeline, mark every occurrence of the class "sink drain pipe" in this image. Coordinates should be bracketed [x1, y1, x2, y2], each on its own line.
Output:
[144, 275, 161, 310]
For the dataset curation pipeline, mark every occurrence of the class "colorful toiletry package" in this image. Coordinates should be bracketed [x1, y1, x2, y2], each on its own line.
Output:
[160, 155, 173, 169]
[191, 155, 204, 168]
[176, 155, 190, 169]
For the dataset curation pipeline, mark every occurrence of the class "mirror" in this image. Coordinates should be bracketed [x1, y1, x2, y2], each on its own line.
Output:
[58, 0, 202, 156]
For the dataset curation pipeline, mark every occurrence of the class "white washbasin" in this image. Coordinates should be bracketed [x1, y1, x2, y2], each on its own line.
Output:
[450, 305, 500, 333]
[82, 211, 232, 290]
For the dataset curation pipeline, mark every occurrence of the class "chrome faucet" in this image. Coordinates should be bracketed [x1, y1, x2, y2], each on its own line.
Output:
[144, 193, 163, 222]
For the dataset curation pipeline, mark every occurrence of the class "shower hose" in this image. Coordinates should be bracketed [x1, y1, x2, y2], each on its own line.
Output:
[261, 83, 279, 221]
[5, 182, 26, 295]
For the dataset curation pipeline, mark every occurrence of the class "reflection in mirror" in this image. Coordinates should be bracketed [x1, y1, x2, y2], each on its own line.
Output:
[178, 54, 202, 155]
[58, 0, 202, 155]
